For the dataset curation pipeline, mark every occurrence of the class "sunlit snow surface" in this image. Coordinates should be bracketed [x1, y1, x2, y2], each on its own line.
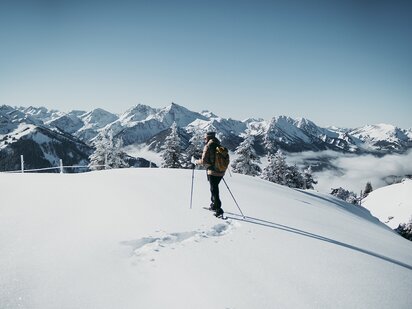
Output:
[1, 169, 411, 308]
[363, 179, 412, 229]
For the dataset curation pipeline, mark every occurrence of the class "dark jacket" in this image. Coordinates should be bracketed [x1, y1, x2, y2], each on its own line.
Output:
[197, 138, 225, 177]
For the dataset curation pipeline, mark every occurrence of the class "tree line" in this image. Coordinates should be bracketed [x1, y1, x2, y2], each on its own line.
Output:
[88, 123, 377, 197]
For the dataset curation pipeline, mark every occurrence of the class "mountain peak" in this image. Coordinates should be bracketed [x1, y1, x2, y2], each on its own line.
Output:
[166, 102, 187, 112]
[157, 103, 207, 127]
[80, 108, 118, 129]
[121, 104, 158, 123]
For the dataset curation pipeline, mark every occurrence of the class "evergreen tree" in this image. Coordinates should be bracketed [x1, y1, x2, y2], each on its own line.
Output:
[330, 187, 359, 205]
[302, 166, 317, 189]
[261, 154, 276, 183]
[109, 137, 129, 169]
[185, 128, 205, 167]
[263, 135, 276, 155]
[363, 181, 373, 197]
[261, 149, 288, 185]
[262, 151, 315, 190]
[285, 164, 304, 188]
[395, 217, 412, 241]
[89, 135, 108, 171]
[161, 122, 184, 168]
[89, 131, 129, 170]
[263, 118, 278, 155]
[231, 132, 261, 176]
[272, 149, 289, 185]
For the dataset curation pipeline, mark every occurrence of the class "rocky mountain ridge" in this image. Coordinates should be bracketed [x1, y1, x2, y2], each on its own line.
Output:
[1, 103, 411, 171]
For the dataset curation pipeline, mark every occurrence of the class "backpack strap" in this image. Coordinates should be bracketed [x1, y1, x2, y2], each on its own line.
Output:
[207, 140, 218, 170]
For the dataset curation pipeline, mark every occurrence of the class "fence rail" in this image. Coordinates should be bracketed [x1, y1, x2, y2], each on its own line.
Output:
[0, 155, 107, 174]
[0, 154, 155, 174]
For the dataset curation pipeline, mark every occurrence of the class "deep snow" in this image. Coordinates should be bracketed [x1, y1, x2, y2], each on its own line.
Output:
[363, 179, 412, 229]
[1, 169, 411, 309]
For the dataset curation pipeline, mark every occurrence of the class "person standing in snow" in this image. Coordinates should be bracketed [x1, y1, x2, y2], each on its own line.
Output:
[196, 131, 225, 217]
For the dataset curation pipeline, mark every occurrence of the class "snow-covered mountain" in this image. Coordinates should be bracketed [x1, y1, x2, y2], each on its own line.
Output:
[1, 103, 412, 172]
[17, 106, 64, 123]
[49, 108, 119, 141]
[261, 116, 349, 153]
[105, 103, 208, 145]
[0, 105, 92, 171]
[349, 124, 412, 153]
[48, 113, 85, 134]
[0, 122, 92, 172]
[0, 105, 42, 134]
[363, 178, 412, 229]
[1, 169, 411, 308]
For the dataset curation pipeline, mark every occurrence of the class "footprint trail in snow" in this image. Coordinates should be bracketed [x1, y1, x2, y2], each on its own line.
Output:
[122, 221, 236, 262]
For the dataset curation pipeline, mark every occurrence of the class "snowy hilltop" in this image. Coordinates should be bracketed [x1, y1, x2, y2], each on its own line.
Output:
[363, 178, 412, 230]
[1, 103, 412, 172]
[1, 169, 411, 308]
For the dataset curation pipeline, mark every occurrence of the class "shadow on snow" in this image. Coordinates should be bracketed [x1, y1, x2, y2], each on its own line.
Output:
[225, 212, 412, 271]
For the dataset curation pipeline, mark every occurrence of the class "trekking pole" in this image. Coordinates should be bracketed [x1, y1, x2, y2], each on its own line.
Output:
[190, 167, 195, 209]
[222, 178, 245, 218]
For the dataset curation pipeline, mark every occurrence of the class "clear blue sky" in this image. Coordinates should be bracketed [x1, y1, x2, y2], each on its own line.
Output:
[1, 0, 411, 128]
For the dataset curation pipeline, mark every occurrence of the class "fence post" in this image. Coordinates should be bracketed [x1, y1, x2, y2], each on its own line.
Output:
[60, 159, 63, 174]
[21, 155, 24, 173]
[359, 190, 363, 206]
[104, 154, 108, 170]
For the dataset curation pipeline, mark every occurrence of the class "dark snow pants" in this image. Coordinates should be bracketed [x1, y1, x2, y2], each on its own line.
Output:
[207, 175, 223, 210]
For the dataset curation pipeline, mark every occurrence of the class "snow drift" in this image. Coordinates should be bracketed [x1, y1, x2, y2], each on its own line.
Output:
[1, 169, 411, 309]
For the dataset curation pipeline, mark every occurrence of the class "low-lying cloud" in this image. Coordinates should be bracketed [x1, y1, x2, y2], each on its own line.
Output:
[287, 149, 412, 194]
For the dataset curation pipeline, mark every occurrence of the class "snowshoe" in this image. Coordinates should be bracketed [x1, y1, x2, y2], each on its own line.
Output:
[214, 209, 226, 219]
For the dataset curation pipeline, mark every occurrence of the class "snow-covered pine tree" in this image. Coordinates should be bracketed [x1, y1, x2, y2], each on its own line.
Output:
[363, 181, 373, 197]
[261, 149, 288, 185]
[263, 118, 278, 155]
[302, 165, 317, 189]
[185, 128, 205, 167]
[285, 164, 304, 189]
[231, 132, 261, 176]
[89, 134, 109, 171]
[161, 122, 184, 169]
[108, 137, 129, 169]
[88, 131, 129, 170]
[395, 217, 412, 241]
[263, 134, 276, 155]
[330, 187, 358, 205]
[261, 153, 276, 182]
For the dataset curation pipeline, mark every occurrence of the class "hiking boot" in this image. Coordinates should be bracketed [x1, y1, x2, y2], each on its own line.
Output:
[208, 204, 217, 211]
[215, 208, 224, 217]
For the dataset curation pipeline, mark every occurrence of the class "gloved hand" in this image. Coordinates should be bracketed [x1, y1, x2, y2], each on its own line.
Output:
[191, 156, 198, 165]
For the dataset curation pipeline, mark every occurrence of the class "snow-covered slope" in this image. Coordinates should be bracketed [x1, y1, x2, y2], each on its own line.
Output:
[363, 179, 412, 229]
[1, 169, 411, 309]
